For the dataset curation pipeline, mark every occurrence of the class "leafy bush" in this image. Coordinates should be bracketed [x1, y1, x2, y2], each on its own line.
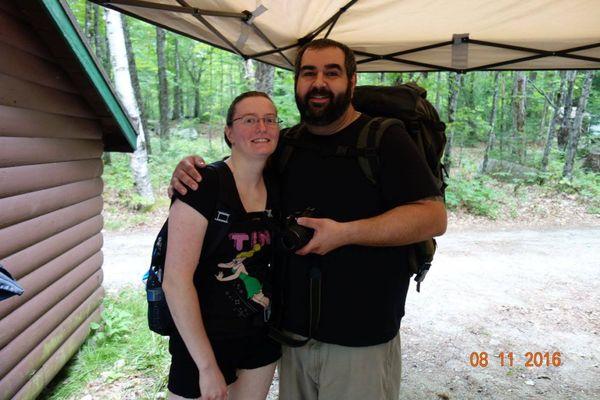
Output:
[446, 174, 503, 218]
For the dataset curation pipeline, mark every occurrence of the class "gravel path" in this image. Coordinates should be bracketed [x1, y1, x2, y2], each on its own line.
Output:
[101, 225, 600, 399]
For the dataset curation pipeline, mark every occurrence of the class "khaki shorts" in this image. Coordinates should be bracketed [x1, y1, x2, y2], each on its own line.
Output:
[278, 333, 401, 400]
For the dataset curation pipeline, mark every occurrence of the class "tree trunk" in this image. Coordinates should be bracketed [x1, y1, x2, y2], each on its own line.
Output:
[156, 27, 169, 149]
[122, 16, 152, 155]
[92, 4, 102, 57]
[443, 73, 462, 175]
[435, 71, 442, 112]
[557, 70, 577, 150]
[172, 38, 183, 120]
[254, 61, 275, 95]
[482, 72, 501, 173]
[104, 9, 154, 204]
[84, 1, 93, 43]
[541, 71, 567, 171]
[100, 9, 112, 78]
[563, 71, 595, 179]
[511, 71, 527, 162]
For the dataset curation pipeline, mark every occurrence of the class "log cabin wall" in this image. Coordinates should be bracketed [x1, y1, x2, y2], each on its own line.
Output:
[0, 2, 106, 399]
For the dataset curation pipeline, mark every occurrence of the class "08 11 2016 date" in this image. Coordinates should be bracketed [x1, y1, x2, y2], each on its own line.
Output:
[468, 352, 562, 368]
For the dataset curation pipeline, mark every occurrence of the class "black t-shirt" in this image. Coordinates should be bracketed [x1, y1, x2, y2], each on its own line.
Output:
[173, 163, 276, 338]
[279, 114, 441, 346]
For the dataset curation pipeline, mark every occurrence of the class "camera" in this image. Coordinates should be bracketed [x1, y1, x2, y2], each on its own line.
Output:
[280, 208, 316, 252]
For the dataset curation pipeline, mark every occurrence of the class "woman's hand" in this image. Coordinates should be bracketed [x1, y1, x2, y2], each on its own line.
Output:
[199, 365, 228, 400]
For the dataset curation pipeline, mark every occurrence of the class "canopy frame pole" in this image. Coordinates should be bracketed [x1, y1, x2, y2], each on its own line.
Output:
[249, 43, 300, 59]
[96, 0, 247, 19]
[468, 39, 600, 63]
[298, 0, 358, 44]
[246, 0, 358, 61]
[386, 57, 461, 73]
[243, 15, 294, 67]
[174, 0, 245, 57]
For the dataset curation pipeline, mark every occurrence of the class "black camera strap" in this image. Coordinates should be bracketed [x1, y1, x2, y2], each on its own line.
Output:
[269, 256, 322, 347]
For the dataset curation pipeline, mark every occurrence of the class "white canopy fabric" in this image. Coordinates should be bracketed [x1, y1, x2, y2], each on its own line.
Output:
[93, 0, 600, 72]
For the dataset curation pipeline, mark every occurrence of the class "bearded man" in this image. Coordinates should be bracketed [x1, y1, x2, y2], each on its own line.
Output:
[170, 39, 446, 400]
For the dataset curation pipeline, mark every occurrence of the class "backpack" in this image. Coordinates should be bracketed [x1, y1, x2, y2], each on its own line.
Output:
[146, 161, 240, 336]
[278, 83, 447, 292]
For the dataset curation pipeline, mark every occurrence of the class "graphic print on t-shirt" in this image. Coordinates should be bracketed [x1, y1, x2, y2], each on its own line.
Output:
[215, 228, 271, 318]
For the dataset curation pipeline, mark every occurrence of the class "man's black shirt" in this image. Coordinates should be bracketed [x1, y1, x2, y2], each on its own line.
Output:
[277, 114, 441, 346]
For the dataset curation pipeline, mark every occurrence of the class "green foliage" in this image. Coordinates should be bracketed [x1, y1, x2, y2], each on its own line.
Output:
[542, 156, 600, 214]
[40, 289, 170, 399]
[65, 1, 599, 223]
[446, 174, 503, 218]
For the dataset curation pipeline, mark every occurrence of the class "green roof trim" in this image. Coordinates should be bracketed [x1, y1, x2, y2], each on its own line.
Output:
[41, 0, 137, 150]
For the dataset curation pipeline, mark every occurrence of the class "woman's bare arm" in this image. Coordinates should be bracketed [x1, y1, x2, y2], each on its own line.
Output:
[162, 199, 227, 399]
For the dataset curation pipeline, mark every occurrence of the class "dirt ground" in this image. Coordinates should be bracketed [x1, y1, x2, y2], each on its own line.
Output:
[101, 212, 600, 399]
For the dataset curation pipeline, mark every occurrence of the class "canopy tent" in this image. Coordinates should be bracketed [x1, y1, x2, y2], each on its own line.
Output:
[92, 0, 600, 73]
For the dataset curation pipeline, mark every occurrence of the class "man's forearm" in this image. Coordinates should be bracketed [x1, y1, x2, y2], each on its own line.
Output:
[343, 198, 447, 247]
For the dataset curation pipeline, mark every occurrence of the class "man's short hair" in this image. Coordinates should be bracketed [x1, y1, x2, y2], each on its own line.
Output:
[294, 38, 357, 82]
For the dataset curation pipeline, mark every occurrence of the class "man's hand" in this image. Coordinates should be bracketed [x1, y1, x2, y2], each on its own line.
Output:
[167, 155, 206, 198]
[295, 217, 349, 256]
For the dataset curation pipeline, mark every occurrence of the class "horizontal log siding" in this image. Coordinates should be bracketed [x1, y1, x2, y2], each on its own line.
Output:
[0, 5, 110, 397]
[2, 288, 103, 398]
[0, 252, 103, 348]
[0, 196, 103, 260]
[0, 159, 103, 198]
[0, 278, 104, 380]
[12, 307, 102, 400]
[0, 105, 102, 139]
[0, 9, 52, 60]
[1, 215, 103, 280]
[0, 178, 103, 228]
[0, 41, 78, 93]
[0, 73, 96, 118]
[0, 233, 103, 319]
[0, 137, 103, 167]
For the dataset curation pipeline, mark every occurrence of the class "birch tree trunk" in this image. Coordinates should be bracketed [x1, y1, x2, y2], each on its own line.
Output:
[156, 27, 170, 148]
[104, 9, 154, 204]
[254, 61, 274, 96]
[563, 71, 594, 179]
[541, 71, 567, 171]
[482, 72, 500, 173]
[443, 72, 462, 175]
[557, 70, 577, 150]
[511, 71, 527, 162]
[123, 16, 151, 155]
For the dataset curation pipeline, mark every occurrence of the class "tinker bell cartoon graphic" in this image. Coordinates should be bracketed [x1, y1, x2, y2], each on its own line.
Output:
[215, 244, 270, 309]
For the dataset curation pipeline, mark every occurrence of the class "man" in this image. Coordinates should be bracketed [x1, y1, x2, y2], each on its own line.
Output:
[170, 39, 446, 400]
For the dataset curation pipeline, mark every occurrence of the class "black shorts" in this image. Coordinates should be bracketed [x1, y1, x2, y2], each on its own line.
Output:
[167, 331, 281, 398]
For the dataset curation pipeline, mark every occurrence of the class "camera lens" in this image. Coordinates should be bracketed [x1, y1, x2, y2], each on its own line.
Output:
[281, 225, 314, 252]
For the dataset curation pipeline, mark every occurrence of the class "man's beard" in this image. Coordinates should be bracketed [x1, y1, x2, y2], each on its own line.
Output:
[295, 85, 352, 126]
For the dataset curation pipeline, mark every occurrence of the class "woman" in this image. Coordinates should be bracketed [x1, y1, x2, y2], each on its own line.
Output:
[163, 91, 281, 400]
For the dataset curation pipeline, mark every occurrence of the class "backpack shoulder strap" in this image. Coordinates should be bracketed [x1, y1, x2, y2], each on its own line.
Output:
[278, 124, 306, 174]
[357, 117, 405, 186]
[201, 161, 239, 259]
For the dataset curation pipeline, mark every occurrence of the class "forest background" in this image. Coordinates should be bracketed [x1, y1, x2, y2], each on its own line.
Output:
[33, 2, 600, 399]
[67, 1, 599, 229]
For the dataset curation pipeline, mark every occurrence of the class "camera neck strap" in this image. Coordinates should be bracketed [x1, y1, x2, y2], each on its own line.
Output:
[269, 256, 322, 347]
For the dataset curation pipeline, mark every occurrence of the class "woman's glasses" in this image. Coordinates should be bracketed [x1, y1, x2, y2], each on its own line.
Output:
[232, 115, 281, 127]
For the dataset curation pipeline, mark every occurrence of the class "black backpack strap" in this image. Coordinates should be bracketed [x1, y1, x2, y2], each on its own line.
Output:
[278, 125, 306, 174]
[201, 160, 239, 259]
[356, 117, 405, 186]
